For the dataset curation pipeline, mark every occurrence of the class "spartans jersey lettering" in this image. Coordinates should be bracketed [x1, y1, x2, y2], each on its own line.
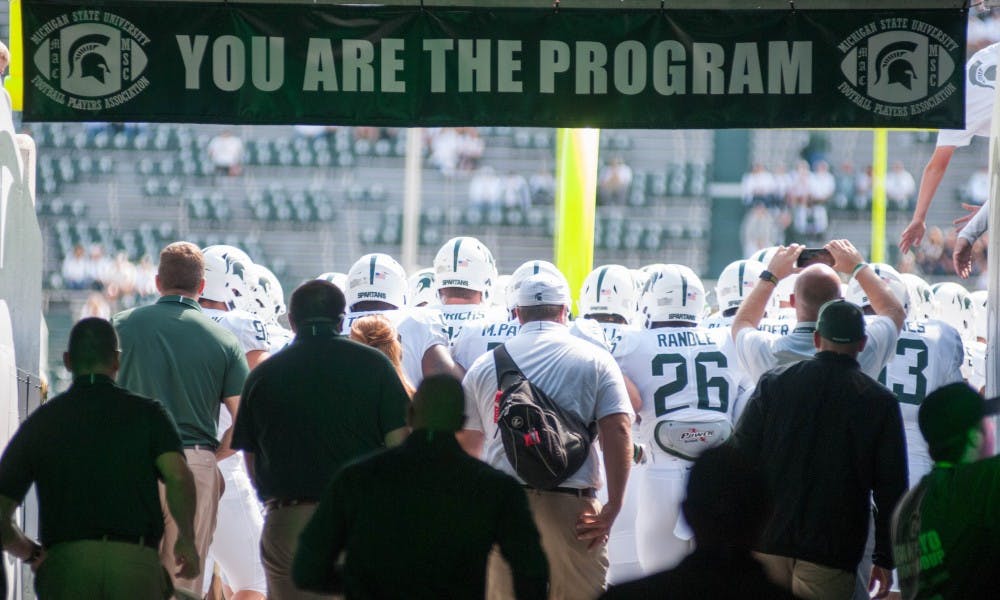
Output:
[450, 318, 520, 370]
[438, 304, 505, 345]
[203, 308, 269, 353]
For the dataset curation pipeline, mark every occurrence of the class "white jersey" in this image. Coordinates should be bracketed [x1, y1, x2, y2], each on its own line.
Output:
[265, 322, 294, 353]
[343, 307, 449, 387]
[703, 313, 733, 330]
[202, 308, 269, 353]
[615, 326, 749, 456]
[575, 319, 631, 355]
[876, 318, 965, 485]
[438, 303, 506, 345]
[968, 340, 987, 393]
[937, 42, 999, 148]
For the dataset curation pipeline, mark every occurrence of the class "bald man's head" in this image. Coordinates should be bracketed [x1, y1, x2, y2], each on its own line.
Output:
[793, 265, 843, 321]
[409, 375, 465, 432]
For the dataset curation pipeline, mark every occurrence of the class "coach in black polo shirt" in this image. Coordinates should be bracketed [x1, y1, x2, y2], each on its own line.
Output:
[233, 280, 410, 600]
[0, 318, 199, 600]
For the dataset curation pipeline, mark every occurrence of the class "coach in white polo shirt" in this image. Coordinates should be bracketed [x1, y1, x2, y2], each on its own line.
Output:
[731, 240, 905, 383]
[459, 273, 633, 600]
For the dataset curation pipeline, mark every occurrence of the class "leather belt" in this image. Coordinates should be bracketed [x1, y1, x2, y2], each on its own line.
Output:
[83, 533, 158, 549]
[522, 486, 597, 498]
[265, 498, 319, 511]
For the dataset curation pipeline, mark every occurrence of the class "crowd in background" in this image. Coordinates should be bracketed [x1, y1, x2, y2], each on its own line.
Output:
[60, 244, 158, 319]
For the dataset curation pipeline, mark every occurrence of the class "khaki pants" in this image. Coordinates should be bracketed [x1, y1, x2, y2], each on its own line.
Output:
[488, 490, 609, 600]
[160, 448, 223, 599]
[261, 503, 337, 600]
[756, 552, 857, 600]
[35, 540, 171, 599]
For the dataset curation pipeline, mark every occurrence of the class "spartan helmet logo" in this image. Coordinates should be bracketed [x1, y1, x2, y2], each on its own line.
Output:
[418, 276, 433, 292]
[68, 34, 111, 85]
[875, 41, 918, 90]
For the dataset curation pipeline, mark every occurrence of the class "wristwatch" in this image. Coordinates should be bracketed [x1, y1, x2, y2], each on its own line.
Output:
[759, 270, 779, 285]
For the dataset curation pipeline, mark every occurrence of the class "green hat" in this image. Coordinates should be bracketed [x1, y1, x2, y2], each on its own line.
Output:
[816, 299, 866, 343]
[919, 383, 1000, 453]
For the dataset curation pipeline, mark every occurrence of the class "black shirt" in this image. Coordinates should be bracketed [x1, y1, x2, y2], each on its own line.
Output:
[599, 547, 797, 599]
[891, 457, 1000, 599]
[729, 351, 908, 572]
[0, 375, 183, 547]
[293, 431, 549, 599]
[232, 326, 409, 502]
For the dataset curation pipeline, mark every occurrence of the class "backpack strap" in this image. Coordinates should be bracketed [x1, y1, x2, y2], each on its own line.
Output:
[493, 344, 524, 391]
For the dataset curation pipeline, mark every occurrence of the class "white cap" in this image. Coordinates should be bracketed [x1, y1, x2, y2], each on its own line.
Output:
[516, 273, 571, 308]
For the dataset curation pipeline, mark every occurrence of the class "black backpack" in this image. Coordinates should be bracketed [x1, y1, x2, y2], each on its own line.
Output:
[492, 345, 597, 489]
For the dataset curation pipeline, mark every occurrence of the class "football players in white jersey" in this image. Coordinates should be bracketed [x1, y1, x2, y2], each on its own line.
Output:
[433, 236, 505, 344]
[615, 264, 750, 575]
[343, 253, 461, 385]
[705, 259, 765, 330]
[847, 264, 965, 485]
[578, 264, 637, 354]
[900, 272, 936, 321]
[198, 246, 269, 600]
[247, 263, 293, 352]
[932, 281, 977, 384]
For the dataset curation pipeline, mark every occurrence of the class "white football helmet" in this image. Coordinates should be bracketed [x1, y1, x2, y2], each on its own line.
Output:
[203, 244, 253, 267]
[900, 273, 936, 321]
[748, 245, 780, 265]
[493, 275, 512, 309]
[970, 290, 988, 341]
[715, 260, 765, 312]
[248, 264, 286, 321]
[347, 253, 408, 309]
[316, 272, 348, 293]
[433, 236, 497, 301]
[202, 245, 254, 312]
[506, 260, 568, 312]
[639, 264, 705, 326]
[845, 263, 908, 313]
[579, 264, 636, 322]
[407, 268, 437, 307]
[932, 282, 974, 340]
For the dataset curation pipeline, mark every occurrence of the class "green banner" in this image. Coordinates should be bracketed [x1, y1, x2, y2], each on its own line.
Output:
[21, 2, 968, 128]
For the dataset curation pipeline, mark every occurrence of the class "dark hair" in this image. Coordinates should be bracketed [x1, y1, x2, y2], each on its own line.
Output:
[67, 317, 118, 372]
[288, 280, 346, 328]
[158, 242, 204, 293]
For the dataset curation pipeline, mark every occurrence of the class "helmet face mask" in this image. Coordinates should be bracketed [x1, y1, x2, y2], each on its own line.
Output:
[579, 265, 636, 323]
[433, 236, 497, 302]
[639, 264, 706, 327]
[347, 253, 408, 309]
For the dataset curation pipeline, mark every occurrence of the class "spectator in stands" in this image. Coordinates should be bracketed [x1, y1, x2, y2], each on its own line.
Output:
[134, 255, 157, 300]
[428, 128, 462, 177]
[800, 132, 831, 168]
[0, 41, 9, 81]
[85, 245, 114, 291]
[771, 164, 791, 204]
[885, 161, 917, 211]
[599, 156, 633, 205]
[741, 202, 781, 259]
[503, 171, 532, 212]
[794, 161, 832, 239]
[207, 130, 244, 176]
[458, 127, 484, 172]
[832, 162, 855, 210]
[106, 252, 137, 305]
[965, 166, 990, 206]
[741, 163, 776, 207]
[915, 226, 947, 275]
[785, 160, 811, 209]
[469, 166, 504, 208]
[61, 244, 92, 290]
[854, 164, 873, 210]
[78, 292, 112, 321]
[529, 168, 556, 204]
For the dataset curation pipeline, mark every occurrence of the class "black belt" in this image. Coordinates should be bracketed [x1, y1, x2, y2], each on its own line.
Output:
[80, 533, 159, 549]
[522, 486, 597, 498]
[264, 498, 319, 511]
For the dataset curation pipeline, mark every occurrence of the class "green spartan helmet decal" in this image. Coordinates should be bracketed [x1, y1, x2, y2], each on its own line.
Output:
[875, 41, 918, 90]
[68, 34, 112, 84]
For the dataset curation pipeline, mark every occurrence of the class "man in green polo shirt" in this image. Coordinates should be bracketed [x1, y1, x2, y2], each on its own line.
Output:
[113, 241, 249, 599]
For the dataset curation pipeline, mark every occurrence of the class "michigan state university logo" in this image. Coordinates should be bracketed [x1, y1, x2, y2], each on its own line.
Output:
[837, 18, 960, 118]
[30, 11, 150, 110]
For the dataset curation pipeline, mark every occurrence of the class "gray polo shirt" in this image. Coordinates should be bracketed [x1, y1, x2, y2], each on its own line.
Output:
[113, 295, 249, 447]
